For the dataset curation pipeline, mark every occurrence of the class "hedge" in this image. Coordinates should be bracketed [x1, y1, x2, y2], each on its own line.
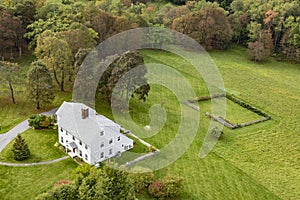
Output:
[197, 93, 271, 129]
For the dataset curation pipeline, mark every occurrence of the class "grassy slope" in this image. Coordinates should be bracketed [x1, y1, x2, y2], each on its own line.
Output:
[0, 46, 299, 199]
[0, 159, 77, 200]
[128, 47, 299, 200]
[126, 49, 282, 200]
[209, 46, 300, 199]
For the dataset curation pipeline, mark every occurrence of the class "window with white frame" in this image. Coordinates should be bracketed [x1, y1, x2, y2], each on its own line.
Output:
[79, 150, 82, 157]
[100, 130, 104, 136]
[60, 136, 64, 143]
[109, 138, 113, 144]
[85, 154, 88, 160]
[100, 152, 104, 158]
[100, 142, 104, 148]
[117, 136, 120, 141]
[109, 148, 113, 155]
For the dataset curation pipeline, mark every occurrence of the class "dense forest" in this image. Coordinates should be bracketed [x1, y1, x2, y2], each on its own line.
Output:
[1, 0, 300, 62]
[0, 0, 299, 108]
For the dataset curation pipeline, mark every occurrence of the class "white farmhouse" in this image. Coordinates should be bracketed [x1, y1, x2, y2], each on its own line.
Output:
[55, 101, 133, 165]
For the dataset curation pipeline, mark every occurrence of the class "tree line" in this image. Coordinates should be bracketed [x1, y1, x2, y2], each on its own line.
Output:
[1, 0, 300, 108]
[36, 163, 183, 200]
[1, 0, 300, 61]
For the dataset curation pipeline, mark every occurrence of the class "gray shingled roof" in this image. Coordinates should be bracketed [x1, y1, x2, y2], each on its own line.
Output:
[55, 101, 120, 145]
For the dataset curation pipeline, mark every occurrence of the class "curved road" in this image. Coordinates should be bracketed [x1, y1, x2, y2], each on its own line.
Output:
[0, 108, 71, 166]
[0, 108, 58, 153]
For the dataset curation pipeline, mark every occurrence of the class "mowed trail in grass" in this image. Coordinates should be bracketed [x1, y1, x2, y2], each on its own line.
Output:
[209, 46, 300, 199]
[117, 49, 286, 200]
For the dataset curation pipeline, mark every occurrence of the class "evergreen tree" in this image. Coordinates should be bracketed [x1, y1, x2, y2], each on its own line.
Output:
[12, 135, 30, 161]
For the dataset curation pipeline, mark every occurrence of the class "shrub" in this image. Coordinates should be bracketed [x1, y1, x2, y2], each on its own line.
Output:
[54, 180, 74, 188]
[162, 175, 183, 198]
[148, 180, 164, 198]
[129, 166, 154, 193]
[148, 145, 157, 152]
[148, 175, 183, 198]
[28, 114, 56, 129]
[209, 126, 224, 140]
[35, 184, 78, 200]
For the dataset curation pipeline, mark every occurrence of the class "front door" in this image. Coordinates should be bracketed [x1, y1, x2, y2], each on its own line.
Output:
[73, 148, 76, 153]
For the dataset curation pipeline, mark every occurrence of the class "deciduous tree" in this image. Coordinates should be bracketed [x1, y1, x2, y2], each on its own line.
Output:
[0, 7, 25, 59]
[58, 28, 97, 56]
[27, 61, 54, 109]
[102, 164, 135, 200]
[35, 31, 73, 91]
[171, 7, 233, 50]
[98, 51, 150, 108]
[281, 29, 300, 63]
[129, 166, 154, 193]
[25, 16, 72, 49]
[0, 61, 19, 104]
[248, 30, 273, 62]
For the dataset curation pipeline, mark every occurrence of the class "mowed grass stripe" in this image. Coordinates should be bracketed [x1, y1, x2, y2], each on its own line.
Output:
[134, 49, 283, 199]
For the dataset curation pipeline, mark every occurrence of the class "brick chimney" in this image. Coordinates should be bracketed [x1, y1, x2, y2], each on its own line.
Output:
[81, 108, 89, 119]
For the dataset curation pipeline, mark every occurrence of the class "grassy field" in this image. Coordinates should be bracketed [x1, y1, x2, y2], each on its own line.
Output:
[0, 54, 73, 134]
[119, 47, 298, 199]
[0, 159, 77, 200]
[0, 129, 77, 200]
[209, 46, 300, 200]
[0, 46, 299, 199]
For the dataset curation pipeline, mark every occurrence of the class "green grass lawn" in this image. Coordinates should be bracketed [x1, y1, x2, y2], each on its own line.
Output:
[127, 47, 299, 200]
[0, 46, 299, 199]
[0, 129, 77, 200]
[0, 129, 65, 163]
[0, 159, 77, 200]
[198, 97, 264, 124]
